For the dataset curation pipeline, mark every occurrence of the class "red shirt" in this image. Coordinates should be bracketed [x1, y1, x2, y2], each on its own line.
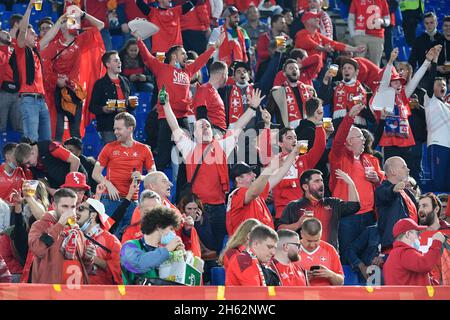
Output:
[225, 249, 265, 286]
[193, 83, 226, 131]
[0, 45, 14, 84]
[222, 245, 245, 270]
[137, 39, 214, 119]
[43, 28, 98, 85]
[147, 6, 183, 53]
[120, 0, 149, 21]
[14, 43, 45, 94]
[349, 0, 389, 39]
[355, 57, 381, 93]
[181, 2, 210, 31]
[271, 258, 307, 286]
[384, 240, 442, 286]
[0, 165, 26, 204]
[85, 0, 109, 25]
[272, 127, 326, 218]
[298, 241, 344, 286]
[35, 142, 71, 172]
[111, 78, 125, 100]
[226, 183, 274, 236]
[98, 141, 155, 199]
[273, 54, 323, 87]
[295, 29, 347, 62]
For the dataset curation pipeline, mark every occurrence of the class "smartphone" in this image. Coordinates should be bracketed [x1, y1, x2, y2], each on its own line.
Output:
[310, 265, 321, 271]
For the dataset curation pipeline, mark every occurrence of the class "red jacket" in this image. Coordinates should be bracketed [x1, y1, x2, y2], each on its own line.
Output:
[0, 234, 23, 274]
[181, 1, 210, 31]
[383, 240, 442, 286]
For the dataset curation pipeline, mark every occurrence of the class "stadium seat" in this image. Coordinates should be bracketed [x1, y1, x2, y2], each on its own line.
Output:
[12, 3, 27, 15]
[342, 265, 363, 286]
[210, 267, 226, 285]
[111, 35, 125, 51]
[0, 4, 5, 12]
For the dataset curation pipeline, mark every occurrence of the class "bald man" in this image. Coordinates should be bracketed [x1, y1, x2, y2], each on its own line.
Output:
[376, 156, 418, 255]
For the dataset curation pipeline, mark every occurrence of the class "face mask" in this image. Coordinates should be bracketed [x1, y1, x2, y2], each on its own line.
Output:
[160, 230, 176, 245]
[413, 239, 421, 251]
[80, 214, 92, 232]
[175, 62, 181, 69]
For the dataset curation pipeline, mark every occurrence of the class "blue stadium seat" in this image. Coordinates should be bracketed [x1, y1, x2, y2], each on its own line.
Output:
[111, 35, 125, 51]
[210, 267, 226, 285]
[0, 4, 6, 13]
[1, 10, 12, 22]
[12, 3, 27, 15]
[342, 265, 363, 285]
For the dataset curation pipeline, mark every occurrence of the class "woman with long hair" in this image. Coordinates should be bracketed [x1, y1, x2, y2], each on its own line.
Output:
[218, 218, 262, 269]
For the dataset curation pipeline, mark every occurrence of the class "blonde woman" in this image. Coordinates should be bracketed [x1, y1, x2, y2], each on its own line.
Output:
[218, 218, 261, 269]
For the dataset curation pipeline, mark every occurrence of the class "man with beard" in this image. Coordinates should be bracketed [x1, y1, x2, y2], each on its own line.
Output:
[417, 193, 450, 285]
[298, 218, 344, 286]
[269, 229, 307, 286]
[209, 6, 250, 66]
[278, 169, 360, 250]
[376, 156, 418, 255]
[267, 59, 313, 129]
[318, 58, 369, 131]
[92, 112, 155, 239]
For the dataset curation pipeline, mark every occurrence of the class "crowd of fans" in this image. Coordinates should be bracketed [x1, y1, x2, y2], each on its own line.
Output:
[0, 0, 449, 288]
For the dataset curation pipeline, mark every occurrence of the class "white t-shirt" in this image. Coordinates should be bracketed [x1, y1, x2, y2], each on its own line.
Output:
[424, 95, 450, 148]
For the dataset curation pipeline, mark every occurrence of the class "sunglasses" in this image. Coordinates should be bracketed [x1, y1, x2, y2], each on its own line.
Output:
[286, 242, 302, 249]
[78, 205, 94, 213]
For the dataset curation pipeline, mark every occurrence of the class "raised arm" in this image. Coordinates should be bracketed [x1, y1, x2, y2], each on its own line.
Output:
[335, 169, 359, 203]
[39, 13, 66, 49]
[17, 1, 34, 48]
[268, 143, 301, 189]
[136, 0, 151, 16]
[229, 88, 263, 138]
[405, 47, 436, 98]
[244, 157, 279, 205]
[160, 90, 181, 133]
[380, 48, 398, 91]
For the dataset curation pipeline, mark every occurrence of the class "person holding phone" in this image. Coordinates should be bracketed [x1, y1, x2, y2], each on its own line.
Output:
[298, 218, 344, 286]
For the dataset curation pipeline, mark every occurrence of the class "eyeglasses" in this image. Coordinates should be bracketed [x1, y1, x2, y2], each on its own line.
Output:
[77, 205, 92, 212]
[286, 242, 302, 249]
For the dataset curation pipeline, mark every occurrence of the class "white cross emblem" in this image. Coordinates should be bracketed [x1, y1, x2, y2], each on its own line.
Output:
[73, 173, 80, 184]
[358, 15, 365, 23]
[286, 95, 294, 104]
[336, 89, 345, 96]
[232, 99, 240, 107]
[133, 152, 138, 157]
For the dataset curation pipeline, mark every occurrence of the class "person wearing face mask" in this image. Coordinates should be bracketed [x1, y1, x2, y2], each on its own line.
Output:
[120, 206, 185, 285]
[76, 198, 122, 284]
[318, 58, 369, 131]
[0, 143, 28, 204]
[40, 4, 104, 142]
[269, 229, 307, 286]
[383, 218, 446, 285]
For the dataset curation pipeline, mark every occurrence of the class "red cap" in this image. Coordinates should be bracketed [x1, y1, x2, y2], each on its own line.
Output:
[392, 218, 427, 238]
[301, 11, 320, 24]
[61, 172, 90, 191]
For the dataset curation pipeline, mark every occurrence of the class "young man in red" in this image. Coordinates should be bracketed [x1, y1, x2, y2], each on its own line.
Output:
[135, 30, 221, 171]
[92, 112, 155, 239]
[0, 143, 27, 204]
[329, 104, 384, 266]
[14, 0, 51, 142]
[193, 61, 228, 136]
[417, 193, 450, 285]
[136, 0, 200, 54]
[270, 229, 307, 286]
[226, 147, 300, 236]
[318, 58, 369, 131]
[348, 0, 390, 66]
[76, 198, 122, 284]
[295, 11, 365, 63]
[162, 86, 263, 253]
[298, 218, 344, 286]
[226, 225, 280, 286]
[40, 5, 104, 142]
[383, 218, 445, 285]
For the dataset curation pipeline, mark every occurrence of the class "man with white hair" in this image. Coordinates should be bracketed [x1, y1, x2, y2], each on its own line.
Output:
[329, 104, 384, 266]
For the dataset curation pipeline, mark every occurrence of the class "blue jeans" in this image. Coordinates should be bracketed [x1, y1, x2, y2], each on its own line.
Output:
[429, 144, 450, 192]
[338, 212, 376, 265]
[204, 204, 227, 253]
[18, 95, 51, 142]
[101, 196, 138, 240]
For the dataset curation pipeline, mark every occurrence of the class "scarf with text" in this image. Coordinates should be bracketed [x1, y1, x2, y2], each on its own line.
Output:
[228, 84, 253, 125]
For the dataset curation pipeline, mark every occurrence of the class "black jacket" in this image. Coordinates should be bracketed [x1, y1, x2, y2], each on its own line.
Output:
[375, 180, 418, 250]
[89, 74, 132, 132]
[409, 31, 444, 70]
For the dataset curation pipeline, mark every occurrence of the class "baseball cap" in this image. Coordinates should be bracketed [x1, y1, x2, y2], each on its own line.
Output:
[231, 162, 257, 181]
[301, 11, 320, 24]
[86, 198, 114, 231]
[392, 218, 427, 238]
[222, 6, 239, 19]
[61, 172, 90, 191]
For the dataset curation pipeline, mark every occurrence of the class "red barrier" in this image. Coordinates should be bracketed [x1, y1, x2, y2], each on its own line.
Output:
[0, 284, 449, 300]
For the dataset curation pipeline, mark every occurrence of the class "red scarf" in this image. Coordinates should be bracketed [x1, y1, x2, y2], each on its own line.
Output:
[218, 26, 248, 66]
[228, 84, 253, 126]
[284, 81, 311, 125]
[332, 80, 367, 125]
[400, 190, 418, 223]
